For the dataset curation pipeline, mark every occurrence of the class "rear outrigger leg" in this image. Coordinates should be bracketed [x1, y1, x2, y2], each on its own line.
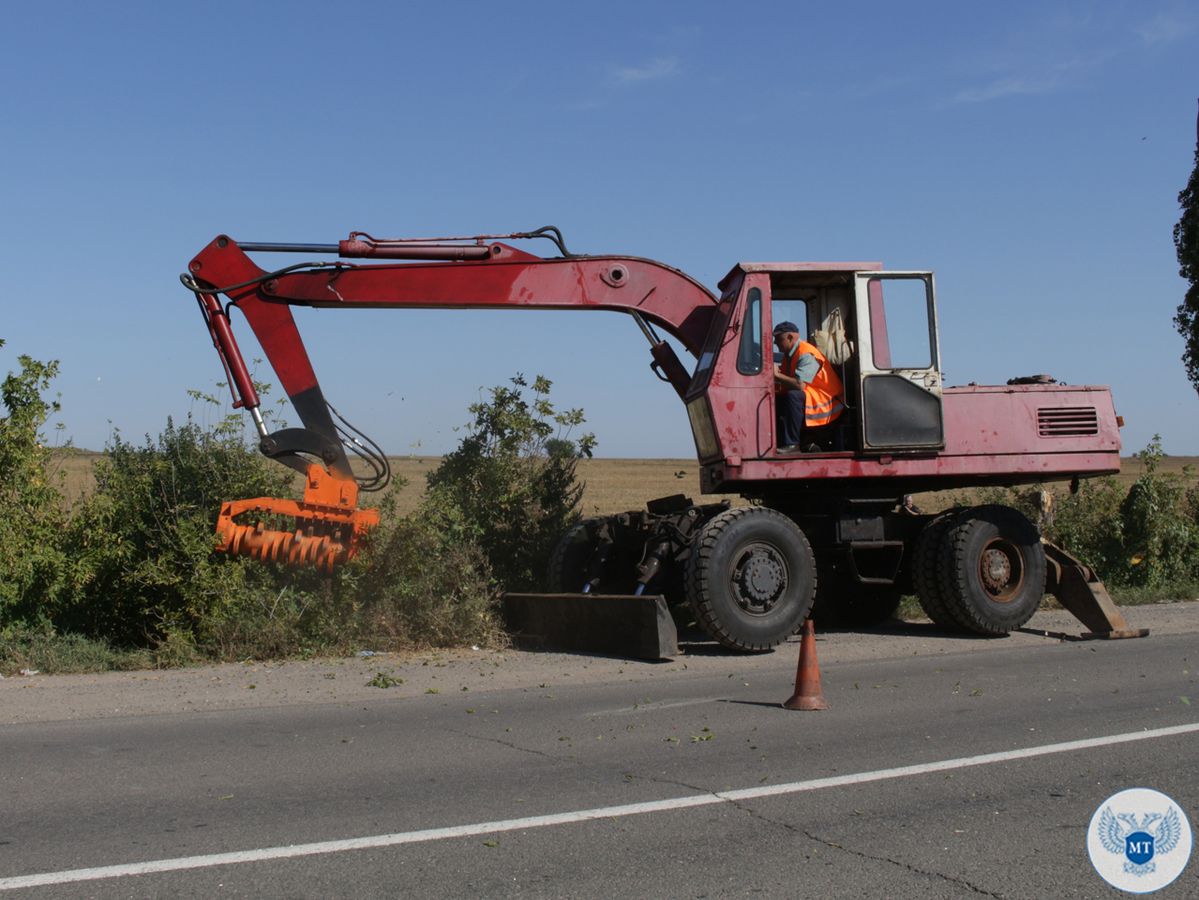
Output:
[1042, 541, 1149, 639]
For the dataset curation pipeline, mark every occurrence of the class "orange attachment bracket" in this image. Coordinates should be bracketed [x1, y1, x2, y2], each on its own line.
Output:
[215, 464, 381, 573]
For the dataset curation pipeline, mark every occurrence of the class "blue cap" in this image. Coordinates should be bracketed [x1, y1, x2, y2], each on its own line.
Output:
[773, 321, 799, 336]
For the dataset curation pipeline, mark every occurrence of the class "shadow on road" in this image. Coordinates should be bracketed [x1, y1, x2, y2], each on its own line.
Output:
[809, 619, 1006, 640]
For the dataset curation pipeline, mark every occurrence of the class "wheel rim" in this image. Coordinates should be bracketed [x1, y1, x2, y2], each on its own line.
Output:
[978, 537, 1024, 602]
[729, 542, 787, 615]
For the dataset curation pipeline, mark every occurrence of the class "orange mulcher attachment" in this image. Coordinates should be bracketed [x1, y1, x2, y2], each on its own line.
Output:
[215, 464, 381, 573]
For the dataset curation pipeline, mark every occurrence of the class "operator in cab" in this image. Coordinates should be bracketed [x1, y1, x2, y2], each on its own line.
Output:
[773, 321, 844, 452]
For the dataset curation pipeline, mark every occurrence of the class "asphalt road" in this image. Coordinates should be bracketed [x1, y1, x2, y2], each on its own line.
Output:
[2, 608, 1197, 898]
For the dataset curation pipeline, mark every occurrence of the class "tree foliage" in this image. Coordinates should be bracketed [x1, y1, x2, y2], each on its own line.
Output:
[0, 341, 70, 622]
[1174, 106, 1199, 392]
[423, 374, 595, 592]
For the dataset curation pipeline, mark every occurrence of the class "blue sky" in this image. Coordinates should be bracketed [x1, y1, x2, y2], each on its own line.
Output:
[2, 1, 1197, 458]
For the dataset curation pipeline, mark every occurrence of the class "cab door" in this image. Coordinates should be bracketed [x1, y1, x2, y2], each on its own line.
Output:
[854, 272, 944, 451]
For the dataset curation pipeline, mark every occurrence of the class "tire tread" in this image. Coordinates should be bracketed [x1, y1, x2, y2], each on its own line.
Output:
[940, 505, 1046, 635]
[913, 511, 966, 628]
[685, 507, 815, 652]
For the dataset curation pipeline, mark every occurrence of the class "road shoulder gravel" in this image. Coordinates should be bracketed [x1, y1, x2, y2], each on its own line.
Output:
[2, 600, 1195, 725]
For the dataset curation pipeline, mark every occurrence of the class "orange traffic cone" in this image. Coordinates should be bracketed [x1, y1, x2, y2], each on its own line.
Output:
[783, 618, 828, 710]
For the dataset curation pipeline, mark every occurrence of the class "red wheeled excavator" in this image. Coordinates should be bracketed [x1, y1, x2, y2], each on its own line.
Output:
[183, 228, 1146, 658]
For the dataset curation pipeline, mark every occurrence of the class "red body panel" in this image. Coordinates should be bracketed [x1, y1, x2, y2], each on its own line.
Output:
[698, 384, 1120, 495]
[940, 384, 1120, 457]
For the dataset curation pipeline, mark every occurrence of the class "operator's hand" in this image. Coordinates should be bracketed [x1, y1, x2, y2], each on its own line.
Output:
[772, 366, 800, 393]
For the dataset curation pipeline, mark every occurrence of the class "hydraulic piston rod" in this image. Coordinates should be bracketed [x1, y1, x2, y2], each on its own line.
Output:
[238, 241, 493, 261]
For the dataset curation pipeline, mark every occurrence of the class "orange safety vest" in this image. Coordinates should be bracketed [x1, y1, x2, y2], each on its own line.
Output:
[781, 340, 845, 427]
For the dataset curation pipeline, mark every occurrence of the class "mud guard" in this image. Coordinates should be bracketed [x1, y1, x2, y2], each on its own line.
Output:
[501, 593, 678, 660]
[1042, 541, 1149, 639]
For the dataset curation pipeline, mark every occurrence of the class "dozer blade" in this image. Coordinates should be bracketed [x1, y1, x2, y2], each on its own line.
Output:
[1042, 541, 1149, 640]
[501, 593, 678, 661]
[215, 463, 380, 573]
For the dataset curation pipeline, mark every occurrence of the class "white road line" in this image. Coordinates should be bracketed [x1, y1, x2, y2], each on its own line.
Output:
[3, 721, 1196, 891]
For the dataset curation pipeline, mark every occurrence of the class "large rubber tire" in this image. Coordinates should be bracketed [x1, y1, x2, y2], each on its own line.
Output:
[684, 507, 816, 652]
[912, 511, 965, 628]
[546, 518, 635, 595]
[939, 505, 1046, 635]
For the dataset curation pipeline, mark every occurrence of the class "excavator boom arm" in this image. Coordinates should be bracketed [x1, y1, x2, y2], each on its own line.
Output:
[186, 234, 718, 458]
[184, 231, 720, 574]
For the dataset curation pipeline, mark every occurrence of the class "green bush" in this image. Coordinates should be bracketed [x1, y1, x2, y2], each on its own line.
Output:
[1047, 439, 1199, 590]
[423, 374, 594, 592]
[0, 342, 71, 625]
[53, 417, 500, 658]
[193, 499, 498, 659]
[333, 513, 498, 648]
[52, 416, 296, 646]
[0, 343, 507, 665]
[1114, 440, 1199, 587]
[1042, 477, 1128, 579]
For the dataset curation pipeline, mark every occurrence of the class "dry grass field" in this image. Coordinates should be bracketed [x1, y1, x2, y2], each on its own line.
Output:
[46, 449, 104, 506]
[380, 456, 729, 517]
[47, 449, 1197, 516]
[47, 451, 721, 515]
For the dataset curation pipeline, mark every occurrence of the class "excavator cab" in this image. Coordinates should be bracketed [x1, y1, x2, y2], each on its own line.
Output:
[685, 264, 946, 468]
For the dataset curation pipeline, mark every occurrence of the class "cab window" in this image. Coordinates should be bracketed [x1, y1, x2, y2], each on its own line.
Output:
[770, 297, 810, 364]
[736, 287, 763, 374]
[690, 287, 736, 391]
[869, 278, 934, 370]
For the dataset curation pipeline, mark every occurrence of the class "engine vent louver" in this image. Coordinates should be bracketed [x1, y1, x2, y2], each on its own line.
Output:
[1037, 407, 1099, 437]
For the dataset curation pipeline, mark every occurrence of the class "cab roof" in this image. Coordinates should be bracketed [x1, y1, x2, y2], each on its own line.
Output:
[718, 261, 883, 293]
